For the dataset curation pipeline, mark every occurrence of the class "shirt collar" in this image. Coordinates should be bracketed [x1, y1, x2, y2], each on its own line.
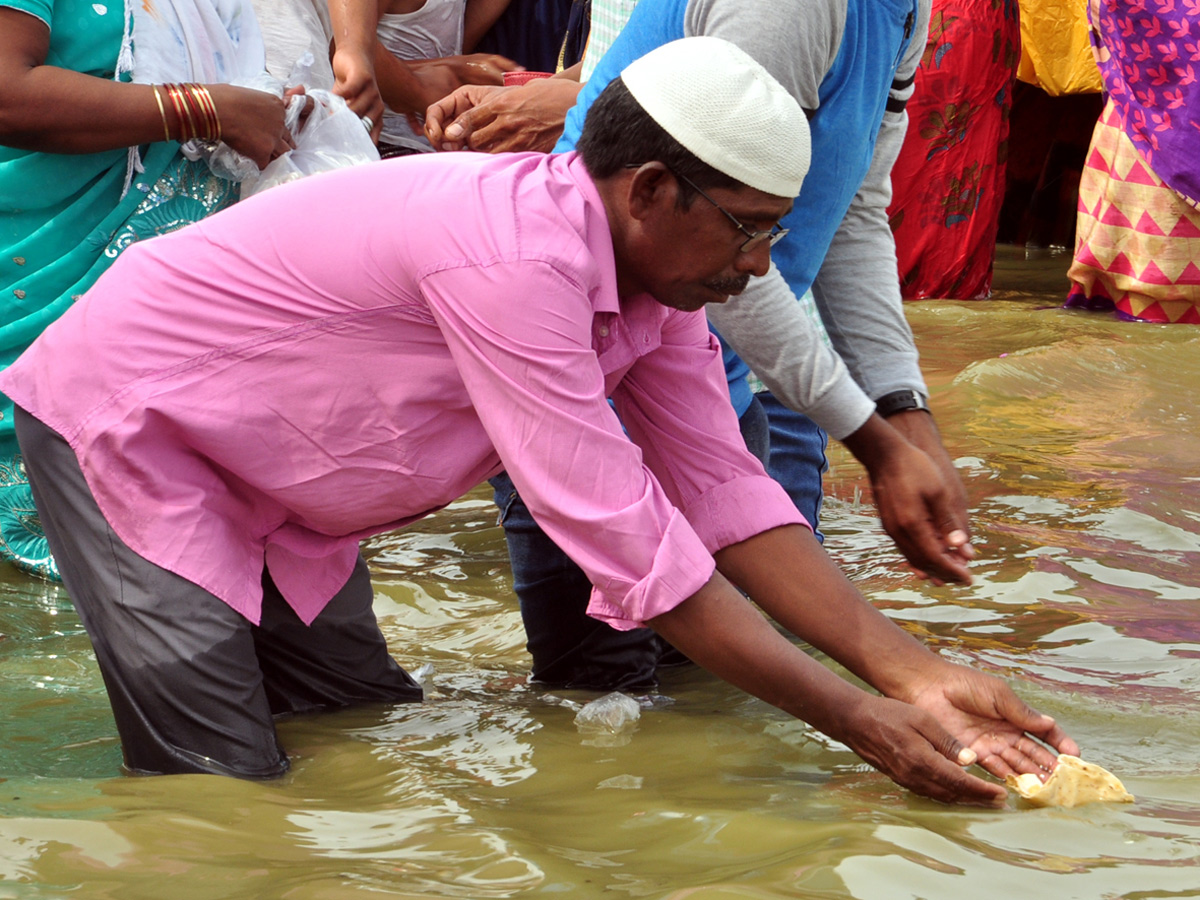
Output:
[559, 152, 622, 316]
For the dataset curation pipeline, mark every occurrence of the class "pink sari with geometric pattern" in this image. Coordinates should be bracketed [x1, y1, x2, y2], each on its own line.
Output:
[1066, 0, 1200, 323]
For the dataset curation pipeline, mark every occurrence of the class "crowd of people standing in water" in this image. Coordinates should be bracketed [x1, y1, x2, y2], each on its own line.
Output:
[0, 0, 1188, 801]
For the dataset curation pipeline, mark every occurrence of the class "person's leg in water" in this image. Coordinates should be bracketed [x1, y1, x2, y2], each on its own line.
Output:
[492, 394, 773, 691]
[16, 407, 421, 777]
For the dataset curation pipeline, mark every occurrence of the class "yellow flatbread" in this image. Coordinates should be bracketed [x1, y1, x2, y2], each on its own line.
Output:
[1006, 754, 1134, 808]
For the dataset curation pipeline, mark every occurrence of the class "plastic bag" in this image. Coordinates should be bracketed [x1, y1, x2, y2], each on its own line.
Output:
[573, 691, 641, 734]
[187, 73, 287, 183]
[241, 88, 380, 197]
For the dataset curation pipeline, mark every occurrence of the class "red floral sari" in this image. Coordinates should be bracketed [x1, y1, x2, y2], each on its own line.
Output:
[888, 0, 1021, 300]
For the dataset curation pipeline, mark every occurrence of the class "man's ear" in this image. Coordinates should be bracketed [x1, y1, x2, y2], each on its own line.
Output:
[626, 162, 677, 221]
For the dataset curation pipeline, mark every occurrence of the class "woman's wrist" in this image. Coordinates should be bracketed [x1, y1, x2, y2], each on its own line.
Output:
[156, 83, 222, 143]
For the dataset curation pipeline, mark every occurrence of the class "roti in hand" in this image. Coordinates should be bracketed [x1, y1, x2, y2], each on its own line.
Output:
[1006, 754, 1134, 808]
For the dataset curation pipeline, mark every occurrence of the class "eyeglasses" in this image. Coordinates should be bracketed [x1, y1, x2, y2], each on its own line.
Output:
[672, 171, 789, 253]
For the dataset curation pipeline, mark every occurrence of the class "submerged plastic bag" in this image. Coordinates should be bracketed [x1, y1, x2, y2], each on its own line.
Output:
[241, 88, 380, 197]
[574, 691, 642, 734]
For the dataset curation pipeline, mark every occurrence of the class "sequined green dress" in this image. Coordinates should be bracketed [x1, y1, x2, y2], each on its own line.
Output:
[0, 0, 239, 578]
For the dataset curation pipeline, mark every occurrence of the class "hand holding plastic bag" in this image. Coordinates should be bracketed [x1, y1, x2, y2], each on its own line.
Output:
[241, 89, 380, 197]
[184, 74, 289, 183]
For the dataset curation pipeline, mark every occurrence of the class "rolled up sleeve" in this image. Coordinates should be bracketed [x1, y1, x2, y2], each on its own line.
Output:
[420, 258, 721, 630]
[613, 307, 809, 561]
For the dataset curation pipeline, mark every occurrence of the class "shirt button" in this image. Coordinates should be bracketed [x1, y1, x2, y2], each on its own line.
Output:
[642, 334, 650, 343]
[598, 326, 609, 337]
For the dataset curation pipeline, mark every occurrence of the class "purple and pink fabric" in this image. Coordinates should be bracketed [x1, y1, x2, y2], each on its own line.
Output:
[1066, 0, 1200, 323]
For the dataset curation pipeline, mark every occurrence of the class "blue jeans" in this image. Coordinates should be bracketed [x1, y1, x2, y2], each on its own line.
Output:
[493, 393, 827, 690]
[757, 390, 828, 540]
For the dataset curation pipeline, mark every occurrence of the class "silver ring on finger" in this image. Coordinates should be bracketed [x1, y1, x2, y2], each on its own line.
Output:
[361, 115, 374, 133]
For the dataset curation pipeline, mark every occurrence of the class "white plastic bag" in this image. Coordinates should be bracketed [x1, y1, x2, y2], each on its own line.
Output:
[241, 88, 380, 197]
[573, 691, 642, 734]
[193, 73, 287, 183]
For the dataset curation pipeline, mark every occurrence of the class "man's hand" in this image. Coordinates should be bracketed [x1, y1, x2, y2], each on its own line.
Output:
[841, 412, 974, 585]
[648, 567, 1005, 805]
[424, 77, 583, 153]
[424, 83, 504, 149]
[332, 45, 384, 141]
[905, 662, 1079, 779]
[390, 55, 517, 136]
[656, 525, 1080, 806]
[835, 659, 1078, 805]
[836, 693, 1012, 805]
[886, 408, 973, 572]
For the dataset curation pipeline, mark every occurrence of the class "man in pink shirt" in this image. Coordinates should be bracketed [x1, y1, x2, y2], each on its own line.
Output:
[1, 38, 1076, 798]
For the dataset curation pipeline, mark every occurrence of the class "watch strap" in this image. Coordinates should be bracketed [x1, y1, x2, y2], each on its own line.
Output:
[875, 389, 930, 418]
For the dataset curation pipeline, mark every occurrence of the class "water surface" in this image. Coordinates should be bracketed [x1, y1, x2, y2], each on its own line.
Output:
[1, 248, 1197, 899]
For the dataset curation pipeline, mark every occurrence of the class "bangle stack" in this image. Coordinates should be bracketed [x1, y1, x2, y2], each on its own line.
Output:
[156, 83, 222, 143]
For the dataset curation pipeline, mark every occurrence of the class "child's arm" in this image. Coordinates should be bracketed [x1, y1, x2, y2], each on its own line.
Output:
[373, 41, 431, 115]
[373, 0, 520, 120]
[462, 0, 516, 52]
[327, 0, 386, 138]
[374, 47, 519, 117]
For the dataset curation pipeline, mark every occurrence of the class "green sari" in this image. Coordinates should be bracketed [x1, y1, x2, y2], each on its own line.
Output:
[0, 0, 239, 577]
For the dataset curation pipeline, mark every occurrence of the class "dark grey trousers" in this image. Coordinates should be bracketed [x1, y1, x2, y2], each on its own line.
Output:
[15, 407, 422, 778]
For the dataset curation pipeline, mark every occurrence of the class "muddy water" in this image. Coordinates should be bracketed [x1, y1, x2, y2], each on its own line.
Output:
[1, 247, 1198, 899]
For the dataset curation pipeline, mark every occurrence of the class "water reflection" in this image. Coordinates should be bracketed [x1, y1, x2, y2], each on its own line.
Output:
[1, 249, 1199, 898]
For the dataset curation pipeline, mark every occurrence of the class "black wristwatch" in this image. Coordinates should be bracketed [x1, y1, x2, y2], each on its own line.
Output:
[875, 389, 930, 418]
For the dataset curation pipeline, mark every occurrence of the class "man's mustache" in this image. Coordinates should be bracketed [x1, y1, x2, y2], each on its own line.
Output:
[704, 274, 751, 296]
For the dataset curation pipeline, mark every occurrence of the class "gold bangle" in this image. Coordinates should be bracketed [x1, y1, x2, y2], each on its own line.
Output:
[183, 83, 217, 143]
[179, 84, 203, 140]
[151, 84, 171, 142]
[207, 88, 221, 143]
[189, 85, 220, 143]
[164, 84, 190, 141]
[170, 83, 199, 142]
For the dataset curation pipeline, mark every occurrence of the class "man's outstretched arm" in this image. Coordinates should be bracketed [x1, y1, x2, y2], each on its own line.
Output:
[647, 523, 1078, 804]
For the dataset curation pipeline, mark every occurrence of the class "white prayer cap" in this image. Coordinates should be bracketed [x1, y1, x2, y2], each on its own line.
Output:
[620, 36, 810, 198]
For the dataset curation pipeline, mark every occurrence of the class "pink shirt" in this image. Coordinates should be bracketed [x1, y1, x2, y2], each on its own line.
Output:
[1, 152, 805, 628]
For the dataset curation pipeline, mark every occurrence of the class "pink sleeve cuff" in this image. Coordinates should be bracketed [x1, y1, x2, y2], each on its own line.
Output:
[683, 474, 810, 556]
[585, 508, 716, 630]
